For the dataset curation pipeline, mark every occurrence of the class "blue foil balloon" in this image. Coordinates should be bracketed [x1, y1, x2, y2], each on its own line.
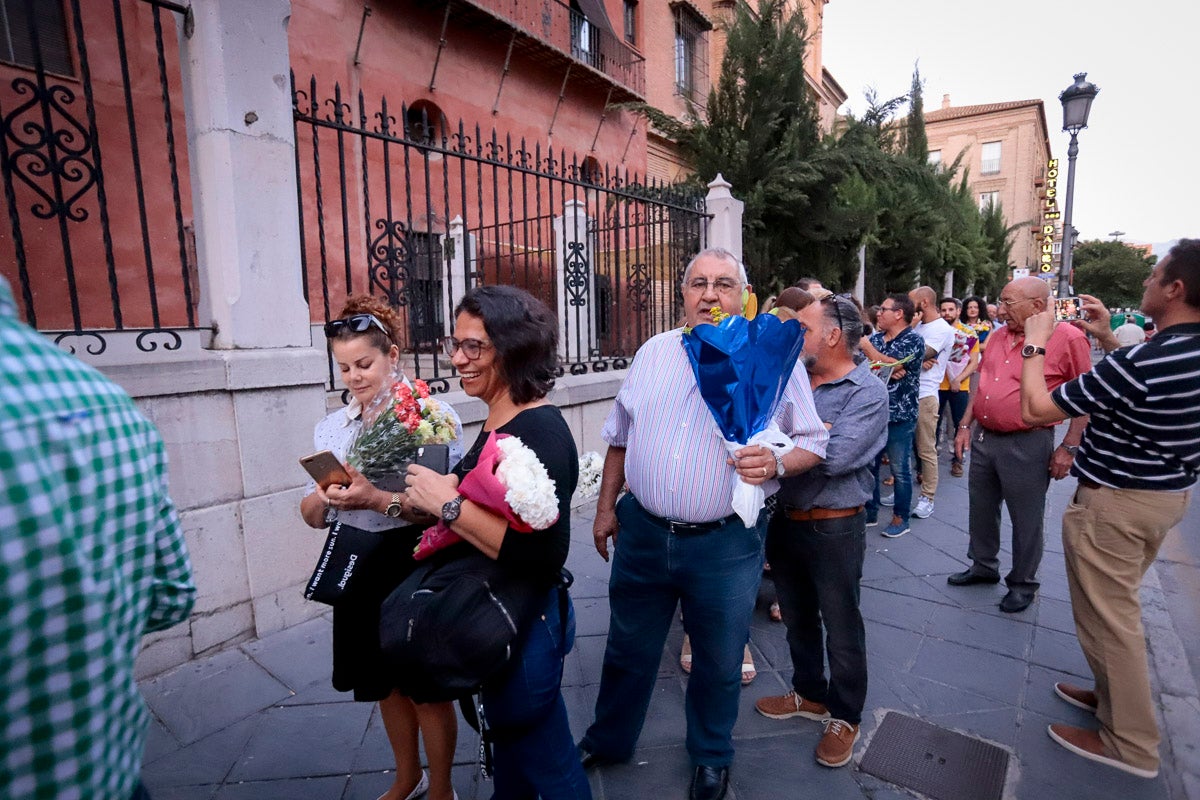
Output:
[681, 314, 806, 444]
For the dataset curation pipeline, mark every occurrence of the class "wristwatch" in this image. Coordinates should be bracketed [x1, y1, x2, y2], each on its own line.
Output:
[384, 492, 403, 519]
[441, 495, 464, 523]
[1021, 344, 1047, 358]
[1059, 444, 1080, 455]
[772, 450, 786, 477]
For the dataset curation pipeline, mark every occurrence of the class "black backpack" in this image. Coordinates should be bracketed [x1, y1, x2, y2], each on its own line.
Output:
[378, 548, 568, 704]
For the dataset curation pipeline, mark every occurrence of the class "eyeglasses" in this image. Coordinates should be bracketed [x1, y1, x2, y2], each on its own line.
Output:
[440, 336, 493, 360]
[324, 313, 390, 338]
[820, 293, 857, 335]
[1000, 296, 1033, 307]
[684, 277, 742, 295]
[879, 305, 900, 313]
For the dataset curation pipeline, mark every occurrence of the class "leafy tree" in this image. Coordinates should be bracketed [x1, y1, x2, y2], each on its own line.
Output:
[1072, 240, 1156, 308]
[627, 0, 866, 292]
[902, 65, 928, 164]
[973, 199, 1022, 298]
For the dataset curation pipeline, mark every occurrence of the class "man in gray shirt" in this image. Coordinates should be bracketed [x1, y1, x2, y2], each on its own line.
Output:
[754, 293, 889, 769]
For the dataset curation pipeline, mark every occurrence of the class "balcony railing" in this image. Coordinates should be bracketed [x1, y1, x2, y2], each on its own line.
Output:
[458, 0, 645, 99]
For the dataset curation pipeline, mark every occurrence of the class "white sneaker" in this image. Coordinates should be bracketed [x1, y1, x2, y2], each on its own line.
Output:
[913, 496, 935, 519]
[879, 494, 894, 507]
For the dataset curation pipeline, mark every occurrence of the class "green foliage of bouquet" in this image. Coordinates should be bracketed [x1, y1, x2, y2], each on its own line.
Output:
[348, 379, 458, 481]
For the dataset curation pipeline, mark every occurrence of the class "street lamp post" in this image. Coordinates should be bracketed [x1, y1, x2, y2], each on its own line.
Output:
[1057, 72, 1099, 297]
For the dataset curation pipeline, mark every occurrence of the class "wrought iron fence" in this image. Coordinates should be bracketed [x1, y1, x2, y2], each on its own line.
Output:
[292, 74, 708, 393]
[0, 0, 200, 357]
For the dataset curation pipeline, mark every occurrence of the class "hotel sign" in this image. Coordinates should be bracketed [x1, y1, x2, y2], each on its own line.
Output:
[1039, 158, 1061, 273]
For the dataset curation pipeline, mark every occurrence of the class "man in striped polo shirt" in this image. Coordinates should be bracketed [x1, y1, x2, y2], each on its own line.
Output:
[1019, 238, 1200, 779]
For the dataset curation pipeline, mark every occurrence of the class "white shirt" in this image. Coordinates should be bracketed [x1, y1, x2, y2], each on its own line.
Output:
[914, 317, 955, 399]
[1114, 322, 1146, 347]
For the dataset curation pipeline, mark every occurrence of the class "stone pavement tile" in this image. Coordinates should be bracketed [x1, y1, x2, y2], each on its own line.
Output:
[143, 716, 178, 764]
[922, 706, 1021, 748]
[1021, 664, 1097, 728]
[729, 727, 867, 799]
[870, 535, 968, 578]
[239, 614, 333, 694]
[142, 716, 258, 790]
[278, 677, 346, 706]
[1013, 709, 1169, 800]
[143, 648, 293, 745]
[861, 546, 913, 581]
[881, 669, 1011, 717]
[922, 603, 1035, 659]
[227, 701, 373, 782]
[1161, 694, 1200, 775]
[1029, 626, 1091, 679]
[562, 682, 599, 744]
[732, 678, 825, 741]
[859, 585, 946, 633]
[909, 638, 1027, 707]
[572, 634, 610, 686]
[632, 677, 688, 749]
[1035, 595, 1079, 636]
[864, 622, 922, 671]
[211, 775, 348, 799]
[572, 595, 611, 638]
[567, 570, 611, 601]
[592, 743, 692, 800]
[143, 786, 216, 800]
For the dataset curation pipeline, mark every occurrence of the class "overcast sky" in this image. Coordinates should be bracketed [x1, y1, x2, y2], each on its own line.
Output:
[821, 0, 1199, 250]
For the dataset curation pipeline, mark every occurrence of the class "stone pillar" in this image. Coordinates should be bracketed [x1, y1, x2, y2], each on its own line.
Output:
[444, 215, 471, 335]
[854, 244, 866, 303]
[180, 0, 310, 349]
[704, 173, 744, 264]
[553, 200, 595, 363]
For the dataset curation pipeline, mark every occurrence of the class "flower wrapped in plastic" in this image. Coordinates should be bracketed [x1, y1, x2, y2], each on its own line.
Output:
[682, 309, 806, 527]
[347, 376, 458, 483]
[414, 431, 560, 560]
[577, 451, 603, 499]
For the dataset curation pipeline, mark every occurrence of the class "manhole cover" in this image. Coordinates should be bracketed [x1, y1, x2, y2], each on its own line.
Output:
[860, 712, 1009, 800]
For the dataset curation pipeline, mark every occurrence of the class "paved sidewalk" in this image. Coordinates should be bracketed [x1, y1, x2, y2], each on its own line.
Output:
[140, 454, 1197, 800]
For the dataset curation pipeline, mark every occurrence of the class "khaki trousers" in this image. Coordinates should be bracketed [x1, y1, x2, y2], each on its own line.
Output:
[915, 395, 940, 499]
[1061, 483, 1190, 771]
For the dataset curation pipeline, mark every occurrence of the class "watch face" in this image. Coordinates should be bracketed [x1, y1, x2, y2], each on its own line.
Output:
[1021, 344, 1045, 358]
[441, 496, 462, 522]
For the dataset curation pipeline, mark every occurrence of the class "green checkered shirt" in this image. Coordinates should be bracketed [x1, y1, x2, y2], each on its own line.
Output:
[0, 278, 195, 799]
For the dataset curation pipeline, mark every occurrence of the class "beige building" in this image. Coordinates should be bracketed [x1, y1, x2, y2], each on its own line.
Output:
[925, 95, 1058, 277]
[642, 0, 846, 183]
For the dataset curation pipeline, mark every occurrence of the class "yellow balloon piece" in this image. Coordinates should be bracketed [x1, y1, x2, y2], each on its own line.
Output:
[741, 287, 758, 320]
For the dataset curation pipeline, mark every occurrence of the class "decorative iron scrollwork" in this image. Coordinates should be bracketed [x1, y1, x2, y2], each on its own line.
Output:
[563, 240, 590, 308]
[135, 330, 183, 352]
[2, 78, 98, 222]
[368, 218, 412, 308]
[53, 331, 106, 356]
[626, 262, 650, 312]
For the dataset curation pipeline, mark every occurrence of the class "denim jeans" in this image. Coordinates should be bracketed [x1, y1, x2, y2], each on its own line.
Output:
[482, 588, 591, 800]
[937, 389, 969, 462]
[868, 417, 917, 520]
[582, 493, 765, 767]
[766, 511, 867, 724]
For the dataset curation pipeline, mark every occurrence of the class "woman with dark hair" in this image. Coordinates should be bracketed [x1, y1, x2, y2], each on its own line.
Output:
[299, 295, 463, 800]
[404, 285, 590, 799]
[960, 295, 993, 346]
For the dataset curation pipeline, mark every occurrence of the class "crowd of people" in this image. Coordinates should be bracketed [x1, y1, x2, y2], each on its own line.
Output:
[2, 239, 1197, 800]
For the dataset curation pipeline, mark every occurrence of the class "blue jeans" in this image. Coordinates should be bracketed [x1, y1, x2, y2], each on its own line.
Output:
[482, 588, 591, 800]
[582, 494, 765, 768]
[766, 511, 867, 724]
[937, 389, 969, 463]
[868, 417, 916, 520]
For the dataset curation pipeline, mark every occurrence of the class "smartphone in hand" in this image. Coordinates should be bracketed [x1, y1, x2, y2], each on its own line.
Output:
[1054, 296, 1083, 322]
[413, 444, 450, 474]
[299, 450, 352, 489]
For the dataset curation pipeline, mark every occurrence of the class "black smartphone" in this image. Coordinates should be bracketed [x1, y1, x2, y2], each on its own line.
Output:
[413, 444, 450, 474]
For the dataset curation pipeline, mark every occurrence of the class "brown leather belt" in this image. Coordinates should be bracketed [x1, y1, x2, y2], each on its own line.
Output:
[785, 506, 864, 522]
[1078, 478, 1102, 490]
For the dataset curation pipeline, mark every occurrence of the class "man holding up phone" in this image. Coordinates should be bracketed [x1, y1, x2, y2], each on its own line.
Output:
[949, 277, 1091, 613]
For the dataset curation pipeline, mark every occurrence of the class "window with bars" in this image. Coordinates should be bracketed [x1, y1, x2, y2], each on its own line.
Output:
[979, 191, 1000, 211]
[0, 0, 73, 75]
[624, 0, 636, 46]
[672, 3, 709, 105]
[981, 141, 1002, 175]
[928, 150, 942, 170]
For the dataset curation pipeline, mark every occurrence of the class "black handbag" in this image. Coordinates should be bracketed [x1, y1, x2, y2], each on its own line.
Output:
[378, 549, 557, 704]
[303, 519, 385, 605]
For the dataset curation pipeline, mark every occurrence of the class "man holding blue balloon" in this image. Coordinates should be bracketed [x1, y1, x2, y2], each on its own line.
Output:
[578, 248, 828, 800]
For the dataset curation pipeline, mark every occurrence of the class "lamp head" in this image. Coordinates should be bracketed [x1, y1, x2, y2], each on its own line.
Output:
[1060, 72, 1099, 134]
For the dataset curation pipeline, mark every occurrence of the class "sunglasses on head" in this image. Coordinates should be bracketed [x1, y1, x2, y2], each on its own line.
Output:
[324, 313, 390, 338]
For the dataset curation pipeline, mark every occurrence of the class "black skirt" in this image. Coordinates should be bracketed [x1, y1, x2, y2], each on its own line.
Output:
[331, 522, 423, 702]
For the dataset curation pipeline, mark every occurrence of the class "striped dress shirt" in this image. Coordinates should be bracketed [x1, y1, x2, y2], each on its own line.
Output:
[1052, 323, 1200, 490]
[602, 328, 828, 523]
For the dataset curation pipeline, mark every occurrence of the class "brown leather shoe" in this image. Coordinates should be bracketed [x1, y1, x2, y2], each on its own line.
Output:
[1054, 682, 1098, 712]
[1047, 724, 1158, 778]
[950, 462, 963, 477]
[755, 691, 830, 721]
[816, 719, 860, 768]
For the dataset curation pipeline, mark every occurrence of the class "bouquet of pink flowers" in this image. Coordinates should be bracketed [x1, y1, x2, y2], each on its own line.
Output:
[414, 431, 559, 560]
[348, 378, 458, 482]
